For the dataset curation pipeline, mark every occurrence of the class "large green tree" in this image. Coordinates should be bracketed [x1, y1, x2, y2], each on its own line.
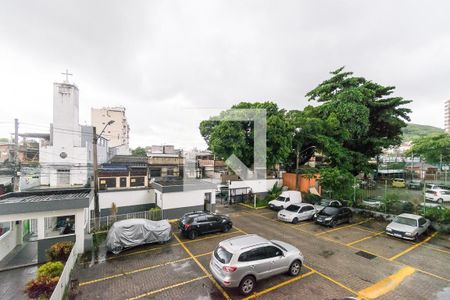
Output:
[131, 147, 147, 156]
[288, 67, 412, 174]
[199, 102, 292, 169]
[406, 133, 450, 164]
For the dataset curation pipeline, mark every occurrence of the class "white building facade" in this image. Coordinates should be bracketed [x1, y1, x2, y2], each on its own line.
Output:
[40, 80, 108, 187]
[91, 106, 130, 155]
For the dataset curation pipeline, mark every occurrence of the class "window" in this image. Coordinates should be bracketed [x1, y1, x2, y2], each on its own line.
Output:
[207, 216, 218, 222]
[44, 215, 75, 238]
[264, 246, 283, 258]
[120, 177, 127, 187]
[0, 222, 11, 238]
[214, 246, 232, 264]
[167, 169, 174, 176]
[418, 218, 426, 226]
[196, 216, 208, 223]
[238, 247, 267, 262]
[130, 176, 145, 187]
[303, 206, 314, 212]
[100, 177, 116, 189]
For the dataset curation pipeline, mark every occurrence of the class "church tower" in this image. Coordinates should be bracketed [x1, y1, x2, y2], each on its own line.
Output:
[52, 70, 81, 147]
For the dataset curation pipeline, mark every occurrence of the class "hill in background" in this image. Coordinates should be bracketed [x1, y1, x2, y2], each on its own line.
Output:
[402, 123, 445, 141]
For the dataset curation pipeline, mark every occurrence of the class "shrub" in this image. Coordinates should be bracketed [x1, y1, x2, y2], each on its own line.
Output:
[423, 208, 450, 224]
[37, 261, 64, 279]
[46, 241, 74, 262]
[268, 182, 283, 199]
[25, 276, 59, 299]
[149, 207, 162, 220]
[303, 193, 321, 205]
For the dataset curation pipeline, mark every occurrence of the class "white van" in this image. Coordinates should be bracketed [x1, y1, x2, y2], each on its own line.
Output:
[268, 191, 302, 210]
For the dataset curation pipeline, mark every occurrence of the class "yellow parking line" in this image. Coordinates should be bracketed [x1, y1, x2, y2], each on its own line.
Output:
[389, 232, 438, 261]
[305, 264, 359, 296]
[172, 233, 232, 300]
[183, 230, 241, 244]
[127, 275, 209, 300]
[243, 270, 316, 300]
[415, 267, 450, 283]
[358, 266, 416, 299]
[316, 219, 371, 236]
[233, 225, 248, 234]
[79, 251, 212, 287]
[347, 231, 385, 246]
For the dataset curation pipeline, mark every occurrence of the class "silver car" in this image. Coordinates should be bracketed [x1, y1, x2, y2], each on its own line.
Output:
[385, 213, 431, 241]
[277, 203, 317, 223]
[209, 234, 304, 295]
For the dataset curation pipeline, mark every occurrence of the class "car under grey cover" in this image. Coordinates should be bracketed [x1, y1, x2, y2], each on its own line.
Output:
[106, 218, 171, 254]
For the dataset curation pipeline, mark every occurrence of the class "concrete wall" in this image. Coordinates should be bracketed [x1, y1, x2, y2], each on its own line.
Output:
[0, 222, 20, 262]
[228, 179, 282, 194]
[155, 189, 216, 219]
[98, 189, 155, 215]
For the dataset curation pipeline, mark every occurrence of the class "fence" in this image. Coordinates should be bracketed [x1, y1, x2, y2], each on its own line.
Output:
[50, 242, 78, 300]
[89, 209, 162, 233]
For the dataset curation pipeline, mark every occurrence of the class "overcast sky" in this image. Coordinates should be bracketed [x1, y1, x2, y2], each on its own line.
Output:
[0, 1, 449, 149]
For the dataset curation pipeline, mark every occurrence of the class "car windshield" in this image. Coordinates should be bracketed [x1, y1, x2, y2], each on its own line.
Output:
[214, 246, 232, 264]
[320, 207, 339, 216]
[276, 196, 287, 202]
[394, 217, 417, 227]
[286, 205, 300, 212]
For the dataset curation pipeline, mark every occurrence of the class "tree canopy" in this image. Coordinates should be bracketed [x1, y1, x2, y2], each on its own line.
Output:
[131, 147, 147, 156]
[288, 67, 411, 174]
[199, 102, 292, 169]
[199, 67, 411, 175]
[406, 133, 450, 164]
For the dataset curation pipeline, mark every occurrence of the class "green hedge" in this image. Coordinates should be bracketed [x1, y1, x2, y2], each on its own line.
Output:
[422, 208, 450, 224]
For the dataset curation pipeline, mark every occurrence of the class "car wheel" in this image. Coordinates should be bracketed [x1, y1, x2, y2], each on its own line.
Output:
[111, 246, 123, 254]
[239, 275, 255, 295]
[330, 220, 337, 228]
[437, 198, 443, 204]
[188, 230, 198, 240]
[414, 234, 419, 242]
[288, 260, 302, 276]
[222, 224, 231, 233]
[292, 217, 299, 224]
[348, 216, 353, 224]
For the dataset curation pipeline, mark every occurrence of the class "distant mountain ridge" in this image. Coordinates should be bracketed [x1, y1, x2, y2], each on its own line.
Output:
[402, 123, 445, 141]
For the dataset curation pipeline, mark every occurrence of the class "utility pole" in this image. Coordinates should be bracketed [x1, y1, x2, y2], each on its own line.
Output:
[93, 127, 100, 227]
[13, 118, 20, 192]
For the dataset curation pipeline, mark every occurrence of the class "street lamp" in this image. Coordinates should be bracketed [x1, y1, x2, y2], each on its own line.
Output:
[93, 120, 115, 226]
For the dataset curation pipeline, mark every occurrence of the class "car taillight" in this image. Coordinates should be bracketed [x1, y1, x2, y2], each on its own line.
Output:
[184, 224, 191, 229]
[223, 266, 238, 272]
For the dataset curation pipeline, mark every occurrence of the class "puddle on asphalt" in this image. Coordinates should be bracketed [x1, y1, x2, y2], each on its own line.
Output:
[435, 286, 450, 300]
[319, 250, 334, 258]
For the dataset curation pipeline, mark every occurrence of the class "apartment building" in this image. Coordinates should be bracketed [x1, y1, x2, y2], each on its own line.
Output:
[147, 145, 184, 178]
[91, 107, 130, 155]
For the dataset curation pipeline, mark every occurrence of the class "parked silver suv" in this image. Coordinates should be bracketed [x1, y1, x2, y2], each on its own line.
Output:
[209, 234, 304, 295]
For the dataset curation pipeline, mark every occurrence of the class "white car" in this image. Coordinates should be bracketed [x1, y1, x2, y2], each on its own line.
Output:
[314, 199, 342, 211]
[277, 203, 317, 224]
[268, 191, 302, 211]
[362, 196, 383, 208]
[425, 189, 450, 204]
[385, 213, 430, 241]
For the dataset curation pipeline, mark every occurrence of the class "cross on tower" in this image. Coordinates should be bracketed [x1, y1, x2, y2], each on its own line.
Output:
[61, 69, 73, 83]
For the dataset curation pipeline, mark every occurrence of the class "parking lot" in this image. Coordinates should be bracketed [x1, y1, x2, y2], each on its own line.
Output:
[73, 205, 450, 299]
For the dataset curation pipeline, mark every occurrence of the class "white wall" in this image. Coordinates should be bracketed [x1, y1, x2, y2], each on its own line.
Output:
[157, 189, 216, 210]
[0, 222, 19, 261]
[228, 179, 282, 193]
[98, 189, 155, 210]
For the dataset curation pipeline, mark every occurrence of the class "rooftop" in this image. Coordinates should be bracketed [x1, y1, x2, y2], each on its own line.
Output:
[0, 188, 92, 216]
[151, 180, 216, 193]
